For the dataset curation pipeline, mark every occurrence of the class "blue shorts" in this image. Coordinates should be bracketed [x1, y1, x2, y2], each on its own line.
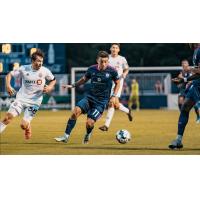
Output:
[186, 84, 200, 103]
[76, 97, 106, 121]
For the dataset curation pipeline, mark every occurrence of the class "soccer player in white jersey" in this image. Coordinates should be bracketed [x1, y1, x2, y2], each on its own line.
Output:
[0, 49, 56, 139]
[99, 43, 133, 131]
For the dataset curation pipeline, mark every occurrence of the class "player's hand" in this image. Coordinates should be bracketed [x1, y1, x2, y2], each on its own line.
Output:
[43, 85, 53, 94]
[6, 85, 16, 96]
[62, 85, 73, 89]
[172, 77, 184, 85]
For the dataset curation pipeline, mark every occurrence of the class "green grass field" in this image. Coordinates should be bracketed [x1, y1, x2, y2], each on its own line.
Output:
[0, 110, 200, 155]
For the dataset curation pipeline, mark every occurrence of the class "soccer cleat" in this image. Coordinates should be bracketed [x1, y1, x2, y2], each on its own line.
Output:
[127, 108, 133, 122]
[99, 125, 109, 132]
[196, 117, 200, 124]
[54, 134, 69, 143]
[168, 139, 183, 150]
[83, 133, 92, 144]
[24, 126, 32, 140]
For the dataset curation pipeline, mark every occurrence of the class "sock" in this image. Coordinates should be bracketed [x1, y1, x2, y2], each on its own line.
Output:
[86, 126, 94, 135]
[105, 107, 115, 128]
[176, 134, 183, 142]
[0, 122, 7, 133]
[119, 103, 129, 114]
[177, 110, 189, 136]
[65, 119, 76, 136]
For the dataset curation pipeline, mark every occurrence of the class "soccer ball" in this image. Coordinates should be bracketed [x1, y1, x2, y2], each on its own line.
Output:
[116, 129, 131, 144]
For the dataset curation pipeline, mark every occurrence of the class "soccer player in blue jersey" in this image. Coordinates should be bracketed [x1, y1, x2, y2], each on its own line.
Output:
[169, 44, 200, 149]
[54, 51, 120, 144]
[177, 59, 200, 123]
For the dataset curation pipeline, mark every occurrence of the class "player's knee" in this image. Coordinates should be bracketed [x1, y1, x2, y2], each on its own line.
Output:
[114, 102, 120, 109]
[86, 119, 95, 128]
[71, 107, 82, 119]
[2, 113, 14, 125]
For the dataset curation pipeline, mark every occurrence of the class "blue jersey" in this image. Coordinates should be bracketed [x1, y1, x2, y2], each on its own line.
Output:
[192, 47, 200, 86]
[84, 65, 119, 104]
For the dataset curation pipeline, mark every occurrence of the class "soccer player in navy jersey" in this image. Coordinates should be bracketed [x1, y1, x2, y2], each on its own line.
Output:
[169, 44, 200, 149]
[54, 51, 120, 144]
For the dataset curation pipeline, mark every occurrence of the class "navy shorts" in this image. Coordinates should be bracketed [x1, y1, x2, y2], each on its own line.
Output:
[76, 97, 106, 121]
[186, 84, 200, 103]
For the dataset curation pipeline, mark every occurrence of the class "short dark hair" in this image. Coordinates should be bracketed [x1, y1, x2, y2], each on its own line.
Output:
[97, 51, 109, 59]
[31, 49, 45, 61]
[181, 59, 189, 63]
[111, 43, 120, 48]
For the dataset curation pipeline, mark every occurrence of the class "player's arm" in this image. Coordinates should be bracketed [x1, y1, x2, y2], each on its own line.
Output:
[109, 79, 120, 105]
[62, 76, 89, 89]
[121, 58, 129, 79]
[43, 78, 56, 93]
[5, 72, 16, 96]
[172, 73, 200, 84]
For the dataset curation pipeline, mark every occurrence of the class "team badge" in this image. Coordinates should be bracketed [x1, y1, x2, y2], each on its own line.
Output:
[14, 102, 18, 106]
[97, 78, 101, 82]
[37, 79, 42, 85]
[26, 73, 29, 76]
[106, 73, 110, 78]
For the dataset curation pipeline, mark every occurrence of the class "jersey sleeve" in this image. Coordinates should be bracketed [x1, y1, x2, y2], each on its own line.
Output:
[84, 68, 91, 79]
[10, 66, 23, 78]
[122, 57, 129, 69]
[45, 68, 55, 81]
[112, 69, 120, 82]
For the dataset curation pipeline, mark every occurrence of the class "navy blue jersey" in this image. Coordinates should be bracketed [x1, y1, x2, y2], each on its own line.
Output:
[193, 47, 200, 66]
[84, 65, 119, 103]
[192, 47, 200, 86]
[179, 70, 192, 91]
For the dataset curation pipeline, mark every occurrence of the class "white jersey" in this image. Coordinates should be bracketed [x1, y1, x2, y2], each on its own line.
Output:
[11, 65, 55, 106]
[109, 55, 129, 76]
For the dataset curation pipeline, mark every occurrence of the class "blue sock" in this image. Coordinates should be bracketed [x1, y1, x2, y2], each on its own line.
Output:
[65, 119, 76, 136]
[86, 126, 94, 135]
[177, 110, 189, 136]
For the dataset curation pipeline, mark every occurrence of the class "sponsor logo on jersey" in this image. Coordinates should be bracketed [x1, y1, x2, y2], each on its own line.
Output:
[25, 80, 36, 84]
[105, 73, 110, 78]
[37, 79, 42, 85]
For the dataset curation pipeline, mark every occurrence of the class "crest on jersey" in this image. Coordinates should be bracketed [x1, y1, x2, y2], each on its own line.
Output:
[38, 73, 43, 78]
[105, 73, 110, 78]
[97, 78, 101, 82]
[14, 102, 18, 106]
[37, 79, 42, 85]
[26, 73, 29, 76]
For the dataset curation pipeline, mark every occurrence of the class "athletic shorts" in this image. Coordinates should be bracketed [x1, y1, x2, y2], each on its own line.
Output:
[8, 99, 40, 122]
[76, 97, 106, 121]
[110, 78, 124, 98]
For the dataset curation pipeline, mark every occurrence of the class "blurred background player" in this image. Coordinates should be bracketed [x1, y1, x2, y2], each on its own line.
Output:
[169, 44, 200, 149]
[177, 59, 200, 123]
[54, 51, 120, 144]
[128, 79, 140, 110]
[0, 49, 56, 139]
[99, 43, 133, 132]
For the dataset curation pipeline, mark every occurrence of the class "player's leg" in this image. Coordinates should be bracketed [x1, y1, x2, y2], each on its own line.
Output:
[135, 95, 140, 111]
[83, 118, 95, 144]
[99, 100, 115, 131]
[0, 100, 23, 134]
[178, 95, 184, 111]
[22, 105, 39, 139]
[84, 104, 103, 143]
[193, 102, 200, 123]
[169, 98, 195, 149]
[55, 97, 89, 143]
[117, 98, 133, 121]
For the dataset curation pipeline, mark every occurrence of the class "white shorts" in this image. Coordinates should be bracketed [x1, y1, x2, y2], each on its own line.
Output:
[111, 78, 124, 98]
[8, 99, 40, 122]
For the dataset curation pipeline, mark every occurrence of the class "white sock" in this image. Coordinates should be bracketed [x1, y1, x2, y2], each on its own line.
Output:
[119, 103, 129, 114]
[0, 122, 7, 134]
[105, 107, 115, 128]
